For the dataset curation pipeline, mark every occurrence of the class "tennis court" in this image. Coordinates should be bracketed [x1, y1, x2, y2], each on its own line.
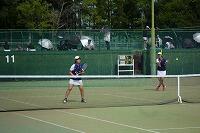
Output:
[1, 104, 200, 133]
[0, 76, 200, 133]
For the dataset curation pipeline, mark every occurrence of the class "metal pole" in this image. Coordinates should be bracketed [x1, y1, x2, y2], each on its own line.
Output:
[177, 76, 182, 103]
[150, 0, 156, 75]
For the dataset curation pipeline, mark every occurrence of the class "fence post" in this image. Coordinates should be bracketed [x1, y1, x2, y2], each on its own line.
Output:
[177, 75, 182, 103]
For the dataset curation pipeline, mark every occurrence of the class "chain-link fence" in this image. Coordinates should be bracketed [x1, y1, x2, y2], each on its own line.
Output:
[0, 29, 199, 51]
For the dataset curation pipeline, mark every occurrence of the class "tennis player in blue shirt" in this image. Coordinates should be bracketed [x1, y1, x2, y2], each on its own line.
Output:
[63, 56, 86, 103]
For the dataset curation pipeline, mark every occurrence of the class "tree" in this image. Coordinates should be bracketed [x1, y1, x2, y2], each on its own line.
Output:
[123, 0, 141, 28]
[157, 0, 200, 28]
[16, 0, 53, 29]
[47, 0, 83, 29]
[0, 0, 199, 29]
[0, 0, 19, 29]
[81, 0, 97, 28]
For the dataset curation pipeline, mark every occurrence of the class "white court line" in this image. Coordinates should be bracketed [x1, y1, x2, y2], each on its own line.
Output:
[0, 97, 43, 108]
[13, 112, 85, 133]
[151, 127, 200, 131]
[0, 105, 7, 111]
[103, 94, 158, 103]
[0, 97, 85, 133]
[57, 110, 160, 133]
[0, 97, 160, 133]
[15, 95, 62, 98]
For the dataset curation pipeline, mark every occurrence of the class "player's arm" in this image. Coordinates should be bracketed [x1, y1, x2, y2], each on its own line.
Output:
[69, 64, 76, 76]
[79, 70, 85, 75]
[156, 59, 161, 67]
[69, 71, 74, 76]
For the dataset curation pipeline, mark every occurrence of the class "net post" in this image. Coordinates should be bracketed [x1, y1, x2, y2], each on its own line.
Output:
[177, 75, 182, 103]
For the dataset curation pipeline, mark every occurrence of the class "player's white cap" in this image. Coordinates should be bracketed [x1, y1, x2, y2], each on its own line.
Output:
[157, 52, 162, 55]
[74, 56, 80, 60]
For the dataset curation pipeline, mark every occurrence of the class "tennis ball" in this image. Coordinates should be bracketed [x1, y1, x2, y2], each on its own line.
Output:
[176, 58, 179, 61]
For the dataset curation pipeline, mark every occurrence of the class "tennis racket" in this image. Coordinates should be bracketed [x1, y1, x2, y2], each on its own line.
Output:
[81, 63, 88, 71]
[75, 63, 88, 75]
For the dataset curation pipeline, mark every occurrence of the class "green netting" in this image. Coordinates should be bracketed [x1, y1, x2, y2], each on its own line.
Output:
[157, 29, 200, 49]
[0, 29, 144, 51]
[1, 29, 199, 51]
[180, 76, 200, 103]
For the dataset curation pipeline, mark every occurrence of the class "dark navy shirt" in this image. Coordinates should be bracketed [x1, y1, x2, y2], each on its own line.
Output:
[70, 63, 83, 80]
[156, 58, 167, 71]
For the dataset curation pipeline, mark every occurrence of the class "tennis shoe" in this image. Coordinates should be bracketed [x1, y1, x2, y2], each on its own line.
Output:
[63, 98, 68, 103]
[81, 98, 86, 103]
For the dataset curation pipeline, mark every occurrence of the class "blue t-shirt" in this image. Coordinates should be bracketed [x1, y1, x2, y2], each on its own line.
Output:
[70, 63, 83, 80]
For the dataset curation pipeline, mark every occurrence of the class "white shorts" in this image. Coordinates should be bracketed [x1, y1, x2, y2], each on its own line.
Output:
[69, 79, 83, 86]
[157, 71, 166, 77]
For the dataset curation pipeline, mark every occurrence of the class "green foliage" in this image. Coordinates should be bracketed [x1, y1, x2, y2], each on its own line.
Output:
[0, 0, 19, 28]
[0, 0, 199, 29]
[158, 0, 200, 28]
[16, 0, 53, 29]
[81, 0, 98, 28]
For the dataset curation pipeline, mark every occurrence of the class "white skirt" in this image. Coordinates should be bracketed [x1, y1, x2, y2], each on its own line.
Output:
[69, 79, 83, 86]
[157, 70, 166, 76]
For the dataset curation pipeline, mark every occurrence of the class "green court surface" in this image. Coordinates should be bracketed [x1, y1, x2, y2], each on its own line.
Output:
[0, 78, 178, 111]
[0, 104, 200, 133]
[0, 77, 199, 133]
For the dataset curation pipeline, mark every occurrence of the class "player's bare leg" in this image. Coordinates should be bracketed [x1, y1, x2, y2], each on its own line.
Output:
[161, 77, 166, 91]
[79, 85, 86, 103]
[63, 84, 74, 103]
[156, 77, 162, 91]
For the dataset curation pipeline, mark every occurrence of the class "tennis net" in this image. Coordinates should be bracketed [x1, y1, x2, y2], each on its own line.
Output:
[179, 75, 200, 103]
[0, 74, 199, 112]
